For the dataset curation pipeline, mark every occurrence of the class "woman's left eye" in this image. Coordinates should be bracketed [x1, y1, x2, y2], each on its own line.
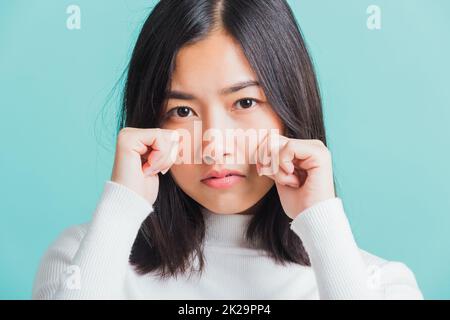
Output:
[234, 98, 259, 110]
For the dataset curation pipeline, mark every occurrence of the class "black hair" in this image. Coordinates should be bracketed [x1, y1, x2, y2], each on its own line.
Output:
[118, 0, 337, 279]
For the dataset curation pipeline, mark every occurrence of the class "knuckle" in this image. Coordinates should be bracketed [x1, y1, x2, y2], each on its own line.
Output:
[162, 129, 179, 143]
[119, 127, 132, 135]
[321, 147, 332, 162]
[289, 139, 298, 148]
[169, 129, 180, 141]
[117, 127, 133, 143]
[279, 139, 292, 153]
[312, 139, 325, 147]
[154, 127, 162, 137]
[311, 139, 328, 153]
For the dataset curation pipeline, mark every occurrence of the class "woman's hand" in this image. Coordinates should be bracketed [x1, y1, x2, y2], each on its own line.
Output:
[110, 127, 180, 206]
[256, 132, 336, 219]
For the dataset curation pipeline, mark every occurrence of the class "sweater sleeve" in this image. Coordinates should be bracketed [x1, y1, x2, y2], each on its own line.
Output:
[32, 181, 154, 300]
[289, 197, 424, 300]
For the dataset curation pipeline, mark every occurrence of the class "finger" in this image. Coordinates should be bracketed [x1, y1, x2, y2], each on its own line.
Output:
[146, 129, 179, 163]
[144, 139, 179, 175]
[256, 131, 285, 164]
[257, 158, 300, 187]
[261, 140, 300, 186]
[125, 127, 180, 156]
[257, 131, 271, 167]
[272, 167, 300, 187]
[158, 140, 180, 175]
[280, 158, 295, 175]
[257, 133, 289, 175]
[279, 139, 324, 171]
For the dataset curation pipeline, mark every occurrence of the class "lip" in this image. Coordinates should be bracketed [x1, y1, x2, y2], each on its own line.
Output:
[201, 169, 246, 189]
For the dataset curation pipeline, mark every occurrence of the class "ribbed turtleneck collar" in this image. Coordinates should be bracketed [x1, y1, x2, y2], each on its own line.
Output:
[201, 207, 255, 247]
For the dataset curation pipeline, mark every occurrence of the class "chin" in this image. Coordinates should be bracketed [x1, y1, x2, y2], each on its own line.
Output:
[200, 198, 261, 215]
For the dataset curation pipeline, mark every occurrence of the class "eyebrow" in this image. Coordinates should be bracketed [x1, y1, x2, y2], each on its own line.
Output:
[165, 80, 260, 101]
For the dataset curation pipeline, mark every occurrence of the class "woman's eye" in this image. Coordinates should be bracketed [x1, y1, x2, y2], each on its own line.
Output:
[167, 106, 194, 118]
[166, 99, 258, 119]
[235, 98, 258, 110]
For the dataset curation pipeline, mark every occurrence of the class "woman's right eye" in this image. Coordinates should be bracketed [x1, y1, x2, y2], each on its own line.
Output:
[166, 106, 195, 118]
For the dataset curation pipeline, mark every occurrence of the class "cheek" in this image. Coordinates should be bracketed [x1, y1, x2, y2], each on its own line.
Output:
[169, 164, 200, 193]
[170, 164, 190, 180]
[239, 113, 284, 160]
[251, 172, 274, 192]
[239, 107, 284, 137]
[259, 105, 285, 132]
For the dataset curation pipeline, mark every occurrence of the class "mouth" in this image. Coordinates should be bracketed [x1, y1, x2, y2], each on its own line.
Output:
[201, 170, 246, 189]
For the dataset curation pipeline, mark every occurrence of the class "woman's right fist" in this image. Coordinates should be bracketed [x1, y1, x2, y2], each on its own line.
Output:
[110, 127, 180, 206]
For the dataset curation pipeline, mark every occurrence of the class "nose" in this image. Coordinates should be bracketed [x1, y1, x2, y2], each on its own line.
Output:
[201, 109, 234, 165]
[201, 130, 233, 165]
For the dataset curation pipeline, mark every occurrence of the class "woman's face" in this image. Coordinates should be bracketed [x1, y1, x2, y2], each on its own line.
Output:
[161, 30, 284, 215]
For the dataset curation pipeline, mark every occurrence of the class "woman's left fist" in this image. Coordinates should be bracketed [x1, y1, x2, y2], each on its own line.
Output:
[256, 132, 336, 219]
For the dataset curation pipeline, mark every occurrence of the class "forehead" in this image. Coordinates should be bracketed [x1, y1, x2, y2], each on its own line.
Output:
[170, 30, 258, 91]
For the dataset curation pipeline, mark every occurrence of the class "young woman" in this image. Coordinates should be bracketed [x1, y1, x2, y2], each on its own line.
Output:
[32, 0, 423, 299]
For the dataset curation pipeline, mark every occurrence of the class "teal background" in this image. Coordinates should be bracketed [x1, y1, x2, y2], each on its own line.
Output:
[0, 0, 449, 299]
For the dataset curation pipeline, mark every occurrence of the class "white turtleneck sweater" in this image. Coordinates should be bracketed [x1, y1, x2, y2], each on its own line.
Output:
[32, 181, 423, 300]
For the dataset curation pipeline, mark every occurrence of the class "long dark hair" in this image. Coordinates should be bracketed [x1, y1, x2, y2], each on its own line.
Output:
[118, 0, 337, 279]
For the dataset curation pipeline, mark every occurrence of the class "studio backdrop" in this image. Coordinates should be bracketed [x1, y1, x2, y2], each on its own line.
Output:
[0, 0, 449, 299]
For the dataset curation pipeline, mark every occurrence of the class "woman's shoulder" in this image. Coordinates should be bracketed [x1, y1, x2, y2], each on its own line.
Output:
[359, 248, 413, 272]
[47, 222, 90, 253]
[37, 221, 91, 265]
[32, 222, 90, 299]
[358, 248, 424, 299]
[58, 221, 89, 240]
